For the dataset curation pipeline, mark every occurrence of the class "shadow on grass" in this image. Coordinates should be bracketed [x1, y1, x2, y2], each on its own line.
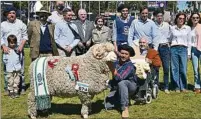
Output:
[40, 100, 104, 116]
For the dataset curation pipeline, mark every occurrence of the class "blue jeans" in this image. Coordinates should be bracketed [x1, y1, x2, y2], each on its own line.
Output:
[3, 50, 25, 91]
[118, 80, 137, 111]
[170, 46, 188, 90]
[191, 47, 201, 89]
[158, 45, 170, 90]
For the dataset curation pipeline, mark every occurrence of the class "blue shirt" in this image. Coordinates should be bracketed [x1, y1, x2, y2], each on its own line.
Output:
[114, 60, 136, 82]
[54, 20, 80, 49]
[3, 49, 22, 72]
[127, 18, 161, 47]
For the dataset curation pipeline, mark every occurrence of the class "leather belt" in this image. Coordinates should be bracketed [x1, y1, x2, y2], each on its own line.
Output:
[159, 43, 169, 47]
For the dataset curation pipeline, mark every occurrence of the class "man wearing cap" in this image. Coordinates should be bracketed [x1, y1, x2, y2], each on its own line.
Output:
[153, 9, 171, 94]
[47, 1, 65, 24]
[28, 8, 59, 62]
[1, 6, 28, 95]
[74, 9, 94, 56]
[54, 8, 80, 57]
[112, 4, 134, 55]
[112, 44, 137, 118]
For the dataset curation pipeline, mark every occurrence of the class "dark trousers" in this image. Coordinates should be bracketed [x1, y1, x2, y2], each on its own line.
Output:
[158, 44, 170, 90]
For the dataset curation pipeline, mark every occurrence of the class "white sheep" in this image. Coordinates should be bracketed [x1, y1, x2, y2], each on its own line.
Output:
[27, 43, 117, 119]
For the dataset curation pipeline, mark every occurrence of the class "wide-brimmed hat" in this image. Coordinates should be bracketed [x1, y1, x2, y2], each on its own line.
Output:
[118, 44, 135, 57]
[3, 6, 17, 16]
[36, 9, 51, 16]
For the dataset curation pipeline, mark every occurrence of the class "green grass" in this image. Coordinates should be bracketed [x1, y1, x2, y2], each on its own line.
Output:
[2, 48, 201, 119]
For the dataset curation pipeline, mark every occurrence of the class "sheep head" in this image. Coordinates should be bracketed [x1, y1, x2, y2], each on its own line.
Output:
[92, 42, 117, 61]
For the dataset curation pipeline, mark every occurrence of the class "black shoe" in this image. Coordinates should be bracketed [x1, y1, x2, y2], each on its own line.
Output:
[14, 92, 20, 98]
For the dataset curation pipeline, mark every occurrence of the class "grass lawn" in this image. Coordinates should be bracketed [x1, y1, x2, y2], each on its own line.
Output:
[1, 48, 201, 119]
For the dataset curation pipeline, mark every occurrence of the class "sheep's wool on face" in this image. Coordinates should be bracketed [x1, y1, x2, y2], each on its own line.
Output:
[103, 51, 117, 61]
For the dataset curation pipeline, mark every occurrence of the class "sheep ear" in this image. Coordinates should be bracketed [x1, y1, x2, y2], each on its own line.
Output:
[92, 45, 106, 59]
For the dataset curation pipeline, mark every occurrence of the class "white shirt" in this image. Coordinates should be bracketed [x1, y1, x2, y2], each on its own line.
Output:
[1, 19, 28, 46]
[40, 23, 47, 34]
[188, 28, 197, 56]
[170, 25, 191, 55]
[155, 21, 171, 44]
[47, 11, 64, 24]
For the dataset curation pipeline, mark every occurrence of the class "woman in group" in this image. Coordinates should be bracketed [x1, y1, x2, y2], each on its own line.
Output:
[91, 15, 112, 45]
[169, 13, 191, 92]
[187, 12, 201, 93]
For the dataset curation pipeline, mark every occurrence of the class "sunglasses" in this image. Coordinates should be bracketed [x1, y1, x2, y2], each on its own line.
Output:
[192, 17, 199, 20]
[178, 17, 185, 20]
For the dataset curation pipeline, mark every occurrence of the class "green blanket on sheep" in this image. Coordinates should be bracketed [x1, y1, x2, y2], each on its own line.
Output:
[33, 57, 51, 110]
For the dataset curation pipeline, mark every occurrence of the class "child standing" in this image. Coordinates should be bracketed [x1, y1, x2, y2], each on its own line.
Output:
[3, 35, 22, 98]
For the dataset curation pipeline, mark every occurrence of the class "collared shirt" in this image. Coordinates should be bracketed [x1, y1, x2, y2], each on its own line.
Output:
[170, 25, 191, 55]
[47, 11, 64, 24]
[40, 23, 48, 34]
[3, 49, 22, 72]
[1, 19, 28, 46]
[154, 21, 171, 49]
[127, 18, 160, 47]
[54, 20, 80, 49]
[112, 15, 133, 42]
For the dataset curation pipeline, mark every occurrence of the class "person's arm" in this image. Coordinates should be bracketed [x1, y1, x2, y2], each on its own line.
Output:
[127, 20, 135, 47]
[18, 22, 28, 52]
[187, 27, 192, 58]
[114, 63, 134, 81]
[54, 23, 61, 45]
[1, 24, 10, 53]
[151, 22, 161, 50]
[27, 21, 33, 46]
[112, 20, 119, 53]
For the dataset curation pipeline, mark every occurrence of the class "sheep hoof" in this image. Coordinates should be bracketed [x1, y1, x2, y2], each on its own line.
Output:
[82, 114, 88, 119]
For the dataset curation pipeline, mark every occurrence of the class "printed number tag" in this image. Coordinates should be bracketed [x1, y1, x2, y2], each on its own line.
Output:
[75, 82, 89, 92]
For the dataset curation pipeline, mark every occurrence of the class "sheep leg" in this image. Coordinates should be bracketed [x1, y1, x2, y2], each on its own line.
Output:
[27, 92, 37, 119]
[78, 91, 94, 118]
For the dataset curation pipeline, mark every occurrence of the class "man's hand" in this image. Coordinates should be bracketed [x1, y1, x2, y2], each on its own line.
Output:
[66, 46, 72, 53]
[145, 58, 152, 64]
[17, 45, 24, 52]
[2, 45, 10, 54]
[114, 69, 117, 76]
[86, 41, 91, 47]
[78, 42, 84, 48]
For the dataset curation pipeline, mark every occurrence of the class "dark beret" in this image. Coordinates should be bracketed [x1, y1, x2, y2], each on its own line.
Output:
[3, 6, 17, 16]
[117, 4, 130, 12]
[153, 8, 164, 16]
[118, 44, 135, 57]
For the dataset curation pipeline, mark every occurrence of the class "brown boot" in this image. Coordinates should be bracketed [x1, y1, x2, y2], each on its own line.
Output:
[122, 107, 129, 119]
[194, 89, 201, 94]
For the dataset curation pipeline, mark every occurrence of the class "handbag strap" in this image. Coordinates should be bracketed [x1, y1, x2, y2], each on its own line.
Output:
[68, 23, 82, 41]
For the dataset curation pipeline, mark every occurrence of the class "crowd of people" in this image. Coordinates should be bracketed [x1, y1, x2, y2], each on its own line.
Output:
[1, 1, 201, 118]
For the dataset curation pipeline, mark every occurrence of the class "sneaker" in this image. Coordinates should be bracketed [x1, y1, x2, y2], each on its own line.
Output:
[175, 90, 180, 93]
[21, 89, 26, 95]
[181, 89, 188, 93]
[122, 107, 129, 118]
[194, 89, 201, 94]
[164, 89, 170, 94]
[14, 92, 20, 98]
